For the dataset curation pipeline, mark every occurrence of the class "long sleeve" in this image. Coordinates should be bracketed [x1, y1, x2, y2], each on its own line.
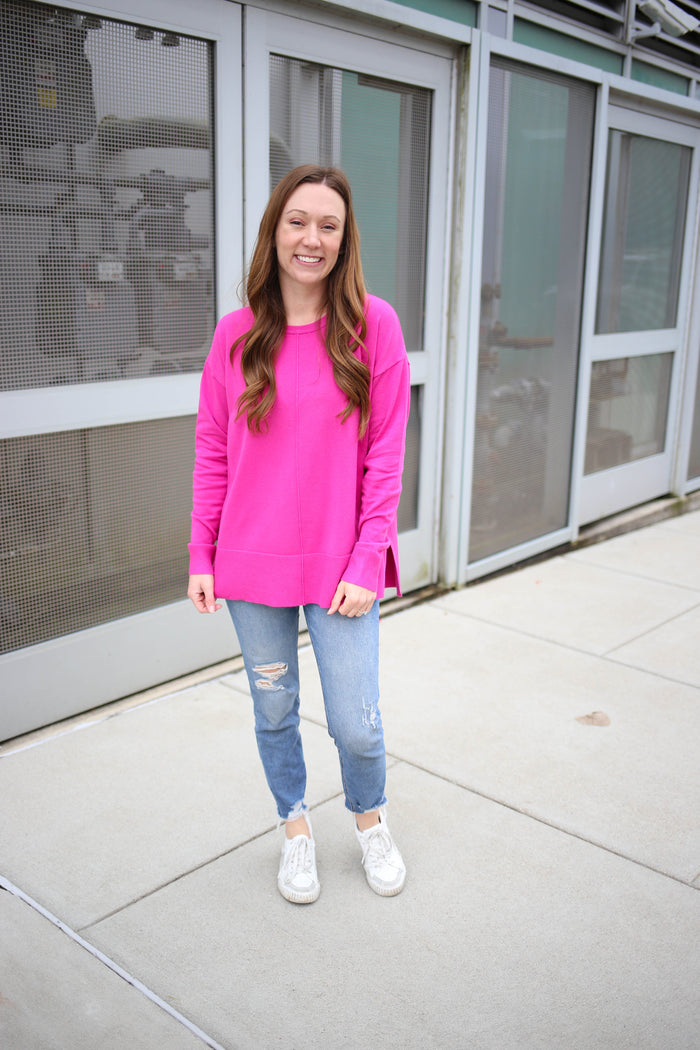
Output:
[342, 307, 411, 594]
[188, 323, 231, 575]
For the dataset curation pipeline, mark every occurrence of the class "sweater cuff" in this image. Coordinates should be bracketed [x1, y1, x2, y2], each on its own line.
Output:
[188, 542, 216, 576]
[342, 544, 384, 594]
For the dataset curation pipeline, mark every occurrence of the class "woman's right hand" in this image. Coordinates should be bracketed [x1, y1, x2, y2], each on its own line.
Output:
[187, 574, 222, 614]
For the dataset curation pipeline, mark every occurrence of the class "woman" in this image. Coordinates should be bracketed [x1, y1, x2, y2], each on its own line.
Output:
[188, 165, 410, 904]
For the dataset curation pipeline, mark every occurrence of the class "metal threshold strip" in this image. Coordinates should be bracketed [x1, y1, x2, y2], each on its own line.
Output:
[0, 874, 229, 1050]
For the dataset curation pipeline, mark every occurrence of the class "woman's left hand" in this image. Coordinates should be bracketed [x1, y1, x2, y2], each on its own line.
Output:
[328, 580, 376, 617]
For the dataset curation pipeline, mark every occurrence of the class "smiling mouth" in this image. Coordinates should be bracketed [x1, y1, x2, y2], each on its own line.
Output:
[295, 255, 323, 264]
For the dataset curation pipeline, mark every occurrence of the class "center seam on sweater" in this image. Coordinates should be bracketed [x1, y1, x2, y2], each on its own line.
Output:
[295, 331, 305, 596]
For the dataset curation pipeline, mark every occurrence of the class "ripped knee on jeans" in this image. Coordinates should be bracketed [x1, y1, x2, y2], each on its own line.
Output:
[361, 696, 381, 730]
[253, 661, 288, 692]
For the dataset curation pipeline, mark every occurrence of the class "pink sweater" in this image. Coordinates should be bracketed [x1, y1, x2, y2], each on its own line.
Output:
[189, 294, 410, 608]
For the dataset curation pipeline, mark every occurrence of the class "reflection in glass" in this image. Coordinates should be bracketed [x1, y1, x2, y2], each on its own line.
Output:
[269, 55, 431, 354]
[0, 4, 215, 391]
[584, 354, 672, 474]
[469, 61, 594, 562]
[596, 132, 690, 334]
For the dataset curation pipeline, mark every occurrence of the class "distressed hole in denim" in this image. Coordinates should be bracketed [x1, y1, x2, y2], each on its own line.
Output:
[361, 697, 380, 729]
[253, 661, 287, 692]
[285, 800, 307, 823]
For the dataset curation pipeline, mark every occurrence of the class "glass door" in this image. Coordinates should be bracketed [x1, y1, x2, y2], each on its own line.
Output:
[0, 0, 242, 740]
[578, 106, 699, 525]
[467, 59, 596, 569]
[244, 9, 453, 594]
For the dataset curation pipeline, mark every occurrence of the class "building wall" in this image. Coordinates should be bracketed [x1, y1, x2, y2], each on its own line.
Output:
[1, 0, 699, 736]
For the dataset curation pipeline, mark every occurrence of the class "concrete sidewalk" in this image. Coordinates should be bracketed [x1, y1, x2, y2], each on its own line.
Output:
[1, 511, 699, 1049]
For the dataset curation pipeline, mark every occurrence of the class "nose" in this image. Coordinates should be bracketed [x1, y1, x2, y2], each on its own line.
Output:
[303, 225, 321, 247]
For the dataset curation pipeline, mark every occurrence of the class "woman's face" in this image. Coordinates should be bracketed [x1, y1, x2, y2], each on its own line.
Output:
[274, 182, 346, 298]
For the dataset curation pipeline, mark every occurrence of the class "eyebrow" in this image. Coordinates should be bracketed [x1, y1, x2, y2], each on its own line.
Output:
[284, 208, 343, 223]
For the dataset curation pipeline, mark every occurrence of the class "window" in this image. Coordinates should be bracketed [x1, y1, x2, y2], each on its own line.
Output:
[596, 131, 691, 334]
[0, 4, 215, 391]
[0, 3, 215, 652]
[470, 60, 595, 561]
[584, 354, 672, 473]
[1, 418, 195, 654]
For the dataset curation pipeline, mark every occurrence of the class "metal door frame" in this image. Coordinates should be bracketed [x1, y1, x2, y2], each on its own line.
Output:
[575, 103, 700, 526]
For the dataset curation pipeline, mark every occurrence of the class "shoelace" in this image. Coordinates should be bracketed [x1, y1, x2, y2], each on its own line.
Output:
[283, 835, 315, 879]
[363, 826, 395, 864]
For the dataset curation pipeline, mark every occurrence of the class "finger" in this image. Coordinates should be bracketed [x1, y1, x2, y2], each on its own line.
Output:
[203, 586, 221, 614]
[188, 577, 221, 614]
[339, 594, 361, 616]
[190, 593, 207, 614]
[328, 583, 345, 615]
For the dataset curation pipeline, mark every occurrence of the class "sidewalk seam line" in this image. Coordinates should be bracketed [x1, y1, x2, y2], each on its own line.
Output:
[563, 556, 700, 593]
[603, 654, 700, 689]
[0, 874, 232, 1050]
[426, 604, 622, 656]
[603, 598, 700, 653]
[387, 756, 699, 891]
[427, 602, 700, 687]
[78, 792, 349, 929]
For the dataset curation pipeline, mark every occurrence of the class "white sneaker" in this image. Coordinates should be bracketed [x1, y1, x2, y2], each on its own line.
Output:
[277, 816, 320, 904]
[355, 809, 406, 897]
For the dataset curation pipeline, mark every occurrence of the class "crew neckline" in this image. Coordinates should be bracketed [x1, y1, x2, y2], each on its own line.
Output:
[285, 316, 325, 333]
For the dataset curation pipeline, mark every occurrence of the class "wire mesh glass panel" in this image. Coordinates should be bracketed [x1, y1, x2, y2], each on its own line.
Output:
[0, 417, 195, 654]
[269, 54, 431, 355]
[596, 131, 690, 334]
[584, 354, 672, 474]
[0, 3, 214, 391]
[469, 60, 595, 563]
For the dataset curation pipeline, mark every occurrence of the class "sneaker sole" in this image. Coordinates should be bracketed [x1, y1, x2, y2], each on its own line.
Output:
[278, 881, 321, 904]
[364, 873, 406, 897]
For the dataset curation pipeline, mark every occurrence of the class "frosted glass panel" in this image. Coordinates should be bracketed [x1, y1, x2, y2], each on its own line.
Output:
[596, 132, 690, 334]
[470, 61, 594, 562]
[584, 355, 672, 474]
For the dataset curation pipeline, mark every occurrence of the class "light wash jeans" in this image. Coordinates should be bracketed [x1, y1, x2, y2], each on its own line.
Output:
[227, 600, 387, 820]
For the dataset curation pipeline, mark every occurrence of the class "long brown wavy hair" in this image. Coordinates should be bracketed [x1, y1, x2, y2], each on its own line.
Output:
[232, 165, 370, 435]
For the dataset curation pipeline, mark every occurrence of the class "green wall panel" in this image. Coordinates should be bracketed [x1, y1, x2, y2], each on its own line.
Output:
[391, 0, 477, 26]
[631, 60, 689, 95]
[514, 21, 623, 74]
